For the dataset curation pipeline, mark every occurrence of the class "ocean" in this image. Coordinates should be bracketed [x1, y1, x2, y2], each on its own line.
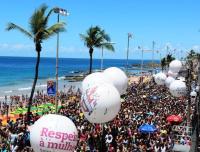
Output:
[0, 56, 160, 98]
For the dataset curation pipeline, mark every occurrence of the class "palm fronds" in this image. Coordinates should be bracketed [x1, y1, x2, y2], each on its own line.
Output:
[6, 23, 33, 39]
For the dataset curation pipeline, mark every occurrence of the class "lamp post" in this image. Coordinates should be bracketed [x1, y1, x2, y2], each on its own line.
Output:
[152, 41, 155, 74]
[54, 7, 69, 113]
[126, 33, 132, 73]
[100, 42, 115, 71]
[138, 46, 144, 75]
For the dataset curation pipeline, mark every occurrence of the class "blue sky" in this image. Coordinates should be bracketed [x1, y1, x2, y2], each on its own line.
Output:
[0, 0, 200, 59]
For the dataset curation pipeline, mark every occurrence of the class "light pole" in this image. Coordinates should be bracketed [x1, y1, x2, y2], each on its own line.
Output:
[54, 7, 69, 113]
[100, 42, 115, 71]
[138, 46, 144, 75]
[152, 41, 155, 73]
[126, 33, 132, 73]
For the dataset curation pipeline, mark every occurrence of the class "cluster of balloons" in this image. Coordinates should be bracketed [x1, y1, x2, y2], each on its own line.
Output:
[154, 59, 187, 97]
[81, 67, 128, 124]
[29, 67, 128, 152]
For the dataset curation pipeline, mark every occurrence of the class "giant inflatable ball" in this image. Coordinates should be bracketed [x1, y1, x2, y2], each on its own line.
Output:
[154, 72, 167, 85]
[30, 114, 78, 152]
[169, 60, 182, 73]
[169, 80, 187, 97]
[103, 67, 128, 95]
[80, 83, 121, 123]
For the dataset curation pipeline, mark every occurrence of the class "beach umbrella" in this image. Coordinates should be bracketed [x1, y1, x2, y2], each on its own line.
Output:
[36, 111, 43, 116]
[12, 110, 22, 115]
[17, 108, 23, 111]
[167, 115, 182, 123]
[30, 107, 38, 111]
[138, 124, 157, 133]
[30, 114, 78, 152]
[38, 105, 45, 108]
[44, 103, 54, 107]
[21, 110, 27, 114]
[81, 83, 121, 123]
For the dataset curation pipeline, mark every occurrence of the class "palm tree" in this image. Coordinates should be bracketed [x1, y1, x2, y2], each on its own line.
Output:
[6, 4, 65, 124]
[160, 57, 166, 71]
[80, 26, 114, 74]
[166, 53, 175, 67]
[186, 50, 200, 61]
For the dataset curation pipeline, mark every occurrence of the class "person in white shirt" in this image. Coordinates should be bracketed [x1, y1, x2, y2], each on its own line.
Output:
[161, 144, 166, 152]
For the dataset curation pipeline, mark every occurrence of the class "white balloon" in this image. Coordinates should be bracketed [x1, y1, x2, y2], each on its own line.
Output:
[103, 67, 128, 95]
[167, 70, 178, 78]
[169, 60, 182, 73]
[82, 72, 110, 93]
[165, 76, 175, 88]
[80, 83, 121, 123]
[154, 72, 167, 85]
[190, 91, 197, 97]
[169, 80, 187, 97]
[30, 114, 78, 152]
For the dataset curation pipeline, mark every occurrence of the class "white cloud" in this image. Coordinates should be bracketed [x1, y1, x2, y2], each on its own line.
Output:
[59, 46, 88, 53]
[0, 43, 34, 51]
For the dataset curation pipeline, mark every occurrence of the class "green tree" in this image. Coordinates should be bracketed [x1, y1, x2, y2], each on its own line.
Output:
[166, 53, 175, 67]
[80, 26, 114, 74]
[160, 57, 166, 71]
[186, 50, 200, 60]
[6, 4, 65, 124]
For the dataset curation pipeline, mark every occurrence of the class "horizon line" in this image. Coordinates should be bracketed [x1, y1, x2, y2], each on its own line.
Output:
[0, 55, 161, 61]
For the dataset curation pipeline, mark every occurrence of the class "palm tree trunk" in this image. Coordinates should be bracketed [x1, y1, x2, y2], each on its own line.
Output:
[89, 48, 93, 74]
[26, 44, 41, 125]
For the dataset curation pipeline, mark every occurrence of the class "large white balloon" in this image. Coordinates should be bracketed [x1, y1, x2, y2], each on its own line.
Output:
[30, 114, 78, 152]
[82, 72, 110, 92]
[154, 72, 167, 85]
[167, 70, 178, 78]
[169, 80, 187, 97]
[169, 60, 182, 73]
[165, 76, 175, 88]
[80, 83, 121, 123]
[103, 67, 128, 95]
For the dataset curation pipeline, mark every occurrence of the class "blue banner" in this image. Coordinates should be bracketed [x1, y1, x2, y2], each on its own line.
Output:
[47, 80, 56, 96]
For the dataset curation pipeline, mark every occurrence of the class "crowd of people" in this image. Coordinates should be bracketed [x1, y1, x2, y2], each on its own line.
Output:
[0, 76, 194, 152]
